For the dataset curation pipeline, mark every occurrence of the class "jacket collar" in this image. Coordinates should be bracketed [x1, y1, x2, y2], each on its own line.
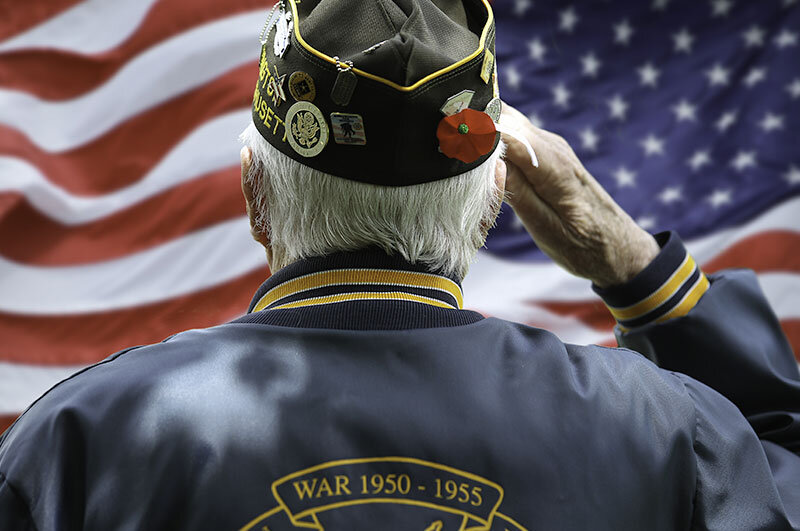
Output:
[236, 248, 483, 330]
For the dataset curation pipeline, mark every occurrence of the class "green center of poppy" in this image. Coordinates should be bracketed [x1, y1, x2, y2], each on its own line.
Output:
[457, 123, 469, 134]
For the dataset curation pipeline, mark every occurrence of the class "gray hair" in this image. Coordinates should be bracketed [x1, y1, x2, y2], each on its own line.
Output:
[239, 122, 504, 278]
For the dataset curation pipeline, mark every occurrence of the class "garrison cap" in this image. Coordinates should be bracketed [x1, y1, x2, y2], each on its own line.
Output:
[252, 0, 499, 186]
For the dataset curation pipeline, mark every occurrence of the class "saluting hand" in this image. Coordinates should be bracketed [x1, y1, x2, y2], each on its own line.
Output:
[499, 102, 659, 288]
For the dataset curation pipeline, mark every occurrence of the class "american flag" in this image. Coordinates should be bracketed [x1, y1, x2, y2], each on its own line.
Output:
[0, 0, 797, 433]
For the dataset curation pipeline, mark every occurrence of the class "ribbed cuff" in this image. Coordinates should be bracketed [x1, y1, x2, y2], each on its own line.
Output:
[592, 231, 710, 331]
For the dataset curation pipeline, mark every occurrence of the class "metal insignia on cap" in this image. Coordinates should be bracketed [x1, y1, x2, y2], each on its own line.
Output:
[484, 97, 501, 123]
[331, 113, 367, 146]
[288, 71, 316, 102]
[274, 10, 292, 58]
[480, 50, 494, 84]
[267, 66, 287, 106]
[285, 101, 329, 158]
[440, 90, 475, 116]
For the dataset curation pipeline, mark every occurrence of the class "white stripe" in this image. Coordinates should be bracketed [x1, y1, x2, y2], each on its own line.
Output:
[0, 0, 158, 54]
[0, 362, 86, 415]
[0, 217, 266, 314]
[0, 110, 250, 225]
[4, 271, 797, 416]
[0, 11, 262, 151]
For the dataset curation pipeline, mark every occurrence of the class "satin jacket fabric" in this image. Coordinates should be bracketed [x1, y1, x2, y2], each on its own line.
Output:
[1, 243, 798, 530]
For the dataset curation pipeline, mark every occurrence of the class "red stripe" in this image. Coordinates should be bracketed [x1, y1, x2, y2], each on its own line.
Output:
[0, 62, 255, 195]
[0, 414, 18, 435]
[0, 268, 268, 365]
[533, 300, 617, 331]
[701, 231, 800, 274]
[0, 0, 82, 41]
[0, 0, 265, 100]
[0, 167, 245, 266]
[781, 320, 800, 363]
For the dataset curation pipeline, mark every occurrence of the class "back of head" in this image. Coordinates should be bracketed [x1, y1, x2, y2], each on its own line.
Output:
[241, 0, 502, 278]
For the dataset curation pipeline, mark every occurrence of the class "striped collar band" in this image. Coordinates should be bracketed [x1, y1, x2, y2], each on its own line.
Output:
[248, 249, 464, 314]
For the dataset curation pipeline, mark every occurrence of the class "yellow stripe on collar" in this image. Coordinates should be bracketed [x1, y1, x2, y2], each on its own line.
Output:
[271, 292, 457, 311]
[252, 269, 464, 313]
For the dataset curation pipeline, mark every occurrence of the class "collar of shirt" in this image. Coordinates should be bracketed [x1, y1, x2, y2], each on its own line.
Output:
[233, 248, 484, 330]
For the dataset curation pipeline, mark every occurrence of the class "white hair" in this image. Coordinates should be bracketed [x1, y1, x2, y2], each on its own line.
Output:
[239, 122, 504, 278]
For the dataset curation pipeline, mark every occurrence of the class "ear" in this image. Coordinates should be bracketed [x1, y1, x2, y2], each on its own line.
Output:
[240, 147, 270, 248]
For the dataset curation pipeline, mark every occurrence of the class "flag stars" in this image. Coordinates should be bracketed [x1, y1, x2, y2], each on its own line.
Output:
[688, 149, 712, 171]
[614, 20, 635, 45]
[638, 62, 661, 87]
[527, 113, 544, 129]
[759, 112, 785, 132]
[552, 83, 572, 108]
[715, 109, 738, 132]
[513, 0, 533, 16]
[652, 0, 670, 10]
[613, 166, 637, 187]
[506, 65, 522, 90]
[707, 189, 733, 208]
[581, 52, 602, 77]
[559, 6, 579, 33]
[672, 99, 698, 122]
[641, 134, 665, 156]
[743, 67, 767, 87]
[742, 25, 766, 47]
[528, 38, 547, 62]
[711, 0, 734, 17]
[673, 28, 695, 53]
[731, 150, 757, 171]
[706, 63, 731, 86]
[775, 30, 798, 48]
[636, 216, 657, 230]
[785, 165, 800, 185]
[580, 127, 600, 151]
[607, 94, 629, 120]
[787, 79, 800, 99]
[659, 187, 682, 204]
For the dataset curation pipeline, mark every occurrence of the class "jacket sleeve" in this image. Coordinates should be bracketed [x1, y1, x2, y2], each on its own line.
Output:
[0, 472, 37, 531]
[595, 231, 800, 529]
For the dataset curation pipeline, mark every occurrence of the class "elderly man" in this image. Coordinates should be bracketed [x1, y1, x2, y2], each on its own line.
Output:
[1, 0, 799, 529]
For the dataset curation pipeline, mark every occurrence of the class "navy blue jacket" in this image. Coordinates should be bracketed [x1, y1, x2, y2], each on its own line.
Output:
[1, 233, 798, 530]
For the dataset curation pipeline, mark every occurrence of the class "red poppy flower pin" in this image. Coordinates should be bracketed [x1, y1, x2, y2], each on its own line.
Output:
[436, 108, 497, 164]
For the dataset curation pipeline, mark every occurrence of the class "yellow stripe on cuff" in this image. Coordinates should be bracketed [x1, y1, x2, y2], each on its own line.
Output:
[654, 273, 710, 324]
[606, 253, 695, 322]
[270, 292, 457, 310]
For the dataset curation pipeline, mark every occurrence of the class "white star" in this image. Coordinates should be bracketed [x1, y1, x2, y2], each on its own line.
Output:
[581, 52, 601, 77]
[785, 0, 799, 6]
[787, 79, 800, 99]
[580, 127, 600, 151]
[711, 0, 734, 17]
[528, 38, 547, 62]
[638, 62, 661, 87]
[552, 83, 571, 108]
[743, 67, 767, 87]
[636, 216, 657, 230]
[673, 28, 695, 53]
[659, 187, 682, 204]
[506, 65, 522, 90]
[613, 166, 637, 187]
[672, 99, 698, 122]
[607, 94, 629, 120]
[707, 189, 733, 208]
[688, 149, 712, 171]
[715, 109, 738, 132]
[652, 0, 670, 10]
[527, 112, 544, 129]
[731, 150, 757, 171]
[641, 134, 665, 156]
[785, 165, 800, 185]
[514, 0, 533, 16]
[775, 30, 798, 48]
[759, 112, 785, 132]
[614, 19, 634, 45]
[742, 25, 766, 47]
[706, 63, 730, 86]
[559, 6, 579, 33]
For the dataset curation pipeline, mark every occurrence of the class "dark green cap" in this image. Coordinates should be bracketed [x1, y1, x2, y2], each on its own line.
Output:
[252, 0, 499, 187]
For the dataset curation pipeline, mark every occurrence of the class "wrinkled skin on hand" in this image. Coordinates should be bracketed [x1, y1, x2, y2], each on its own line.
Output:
[499, 102, 660, 288]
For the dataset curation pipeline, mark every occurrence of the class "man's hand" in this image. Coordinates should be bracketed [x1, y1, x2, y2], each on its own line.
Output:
[499, 102, 659, 288]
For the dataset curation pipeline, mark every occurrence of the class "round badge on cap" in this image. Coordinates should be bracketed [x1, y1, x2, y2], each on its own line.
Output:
[484, 97, 501, 123]
[288, 71, 316, 102]
[285, 101, 329, 158]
